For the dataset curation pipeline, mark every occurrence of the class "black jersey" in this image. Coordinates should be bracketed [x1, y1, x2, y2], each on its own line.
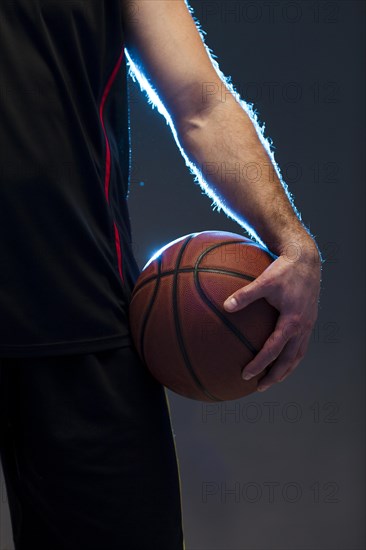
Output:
[0, 0, 141, 357]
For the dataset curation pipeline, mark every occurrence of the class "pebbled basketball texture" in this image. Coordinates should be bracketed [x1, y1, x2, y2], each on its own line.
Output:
[129, 230, 280, 402]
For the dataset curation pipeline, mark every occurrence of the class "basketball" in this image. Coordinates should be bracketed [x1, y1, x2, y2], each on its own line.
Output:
[129, 230, 279, 402]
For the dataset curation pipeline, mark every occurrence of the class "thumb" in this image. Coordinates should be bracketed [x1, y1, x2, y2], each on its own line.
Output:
[223, 278, 264, 312]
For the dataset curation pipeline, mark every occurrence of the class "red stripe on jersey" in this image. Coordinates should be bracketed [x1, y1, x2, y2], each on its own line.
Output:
[99, 47, 125, 284]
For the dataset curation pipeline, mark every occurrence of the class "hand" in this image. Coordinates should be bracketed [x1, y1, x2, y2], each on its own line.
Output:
[223, 240, 322, 392]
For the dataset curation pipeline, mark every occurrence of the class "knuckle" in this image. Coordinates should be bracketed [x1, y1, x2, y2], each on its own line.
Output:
[289, 315, 302, 329]
[275, 326, 290, 344]
[233, 286, 249, 303]
[236, 288, 248, 302]
[304, 319, 314, 332]
[282, 319, 302, 339]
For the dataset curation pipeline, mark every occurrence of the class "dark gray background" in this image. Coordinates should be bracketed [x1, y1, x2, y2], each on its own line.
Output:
[1, 1, 365, 549]
[127, 1, 365, 550]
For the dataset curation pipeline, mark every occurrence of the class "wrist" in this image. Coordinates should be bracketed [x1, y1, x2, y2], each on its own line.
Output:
[270, 232, 322, 267]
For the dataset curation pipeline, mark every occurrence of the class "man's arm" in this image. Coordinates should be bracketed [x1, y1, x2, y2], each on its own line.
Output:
[121, 0, 322, 391]
[121, 0, 224, 132]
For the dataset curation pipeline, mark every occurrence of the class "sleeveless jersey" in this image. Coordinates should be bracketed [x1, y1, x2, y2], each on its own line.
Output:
[0, 0, 141, 357]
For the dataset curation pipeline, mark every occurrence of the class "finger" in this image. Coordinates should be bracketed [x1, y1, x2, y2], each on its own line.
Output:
[277, 329, 312, 383]
[257, 353, 303, 392]
[241, 318, 299, 380]
[223, 277, 266, 312]
[256, 330, 306, 390]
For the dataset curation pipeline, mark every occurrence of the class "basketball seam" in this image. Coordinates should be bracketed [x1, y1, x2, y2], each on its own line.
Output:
[173, 235, 222, 402]
[131, 267, 256, 296]
[132, 239, 275, 295]
[194, 241, 259, 355]
[139, 254, 162, 366]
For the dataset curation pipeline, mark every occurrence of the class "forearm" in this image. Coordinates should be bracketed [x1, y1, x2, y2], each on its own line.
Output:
[177, 92, 321, 263]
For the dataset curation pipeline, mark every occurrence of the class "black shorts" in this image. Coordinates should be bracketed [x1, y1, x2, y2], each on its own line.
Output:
[0, 345, 185, 549]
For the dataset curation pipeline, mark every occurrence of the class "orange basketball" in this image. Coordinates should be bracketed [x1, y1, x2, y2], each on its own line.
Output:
[129, 230, 279, 402]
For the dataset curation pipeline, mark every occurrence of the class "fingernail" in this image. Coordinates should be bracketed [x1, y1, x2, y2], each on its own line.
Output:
[224, 297, 238, 311]
[258, 385, 270, 392]
[242, 371, 254, 380]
